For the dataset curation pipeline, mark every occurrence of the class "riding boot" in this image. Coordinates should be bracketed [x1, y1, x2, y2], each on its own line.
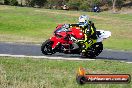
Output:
[81, 44, 86, 57]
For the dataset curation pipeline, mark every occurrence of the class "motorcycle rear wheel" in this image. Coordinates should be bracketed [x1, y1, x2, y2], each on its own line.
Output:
[86, 42, 103, 58]
[41, 39, 53, 55]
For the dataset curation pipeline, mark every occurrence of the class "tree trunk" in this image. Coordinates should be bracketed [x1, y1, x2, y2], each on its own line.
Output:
[112, 0, 117, 13]
[21, 0, 22, 6]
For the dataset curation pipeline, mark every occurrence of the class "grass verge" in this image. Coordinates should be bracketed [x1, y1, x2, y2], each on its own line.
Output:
[0, 57, 132, 88]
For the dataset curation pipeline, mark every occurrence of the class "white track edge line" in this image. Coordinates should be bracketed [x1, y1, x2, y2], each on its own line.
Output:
[0, 54, 131, 63]
[0, 54, 95, 61]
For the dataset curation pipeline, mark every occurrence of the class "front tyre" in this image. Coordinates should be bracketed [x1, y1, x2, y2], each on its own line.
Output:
[41, 39, 54, 55]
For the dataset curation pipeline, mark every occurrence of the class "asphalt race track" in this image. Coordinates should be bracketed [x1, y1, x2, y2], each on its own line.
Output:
[0, 42, 132, 62]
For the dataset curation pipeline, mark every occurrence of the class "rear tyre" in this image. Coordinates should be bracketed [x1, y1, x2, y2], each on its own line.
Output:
[41, 39, 53, 55]
[94, 42, 103, 56]
[86, 42, 103, 58]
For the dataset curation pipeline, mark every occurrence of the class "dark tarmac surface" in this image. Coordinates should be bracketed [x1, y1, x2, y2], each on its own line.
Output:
[0, 42, 132, 62]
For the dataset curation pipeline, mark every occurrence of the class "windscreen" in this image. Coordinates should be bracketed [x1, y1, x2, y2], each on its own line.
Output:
[54, 25, 70, 33]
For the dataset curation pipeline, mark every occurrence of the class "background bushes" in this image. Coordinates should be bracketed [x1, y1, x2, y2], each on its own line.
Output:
[3, 0, 18, 6]
[1, 0, 132, 11]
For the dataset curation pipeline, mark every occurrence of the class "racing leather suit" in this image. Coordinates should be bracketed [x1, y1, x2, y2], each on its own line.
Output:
[69, 21, 97, 53]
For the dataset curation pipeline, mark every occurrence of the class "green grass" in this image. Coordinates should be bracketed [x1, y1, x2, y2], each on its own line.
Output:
[0, 5, 132, 50]
[0, 57, 132, 88]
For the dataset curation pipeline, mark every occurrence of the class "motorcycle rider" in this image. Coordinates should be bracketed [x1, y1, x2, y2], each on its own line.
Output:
[64, 15, 97, 56]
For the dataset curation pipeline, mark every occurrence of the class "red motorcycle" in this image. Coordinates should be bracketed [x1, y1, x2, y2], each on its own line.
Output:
[41, 24, 111, 58]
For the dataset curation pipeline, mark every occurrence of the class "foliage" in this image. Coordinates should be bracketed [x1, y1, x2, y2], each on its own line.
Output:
[79, 0, 91, 11]
[104, 0, 125, 7]
[30, 0, 47, 7]
[10, 0, 18, 6]
[4, 0, 18, 5]
[45, 0, 64, 9]
[67, 0, 81, 10]
[2, 0, 131, 11]
[0, 0, 4, 4]
[4, 0, 10, 5]
[93, 0, 102, 5]
[116, 0, 124, 7]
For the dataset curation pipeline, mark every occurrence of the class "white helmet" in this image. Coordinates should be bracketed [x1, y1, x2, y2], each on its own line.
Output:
[78, 15, 89, 23]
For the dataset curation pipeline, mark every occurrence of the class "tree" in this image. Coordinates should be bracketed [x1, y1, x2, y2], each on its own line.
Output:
[30, 0, 47, 7]
[79, 0, 91, 11]
[0, 0, 4, 4]
[112, 0, 116, 12]
[67, 0, 81, 10]
[112, 0, 125, 12]
[25, 0, 32, 6]
[10, 0, 18, 6]
[4, 0, 10, 5]
[46, 0, 66, 9]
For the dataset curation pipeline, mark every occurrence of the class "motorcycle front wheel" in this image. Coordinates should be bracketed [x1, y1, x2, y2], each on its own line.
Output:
[41, 39, 54, 55]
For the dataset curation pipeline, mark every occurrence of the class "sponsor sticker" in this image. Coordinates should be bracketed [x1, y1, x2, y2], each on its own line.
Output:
[76, 67, 131, 84]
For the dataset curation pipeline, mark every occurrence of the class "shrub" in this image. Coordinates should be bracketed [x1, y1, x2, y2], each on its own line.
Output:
[79, 0, 91, 11]
[68, 0, 81, 10]
[4, 0, 10, 5]
[10, 0, 18, 6]
[30, 0, 47, 7]
[0, 0, 4, 4]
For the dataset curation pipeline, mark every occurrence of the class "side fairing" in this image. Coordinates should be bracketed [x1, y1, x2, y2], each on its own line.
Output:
[70, 27, 85, 39]
[96, 30, 111, 42]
